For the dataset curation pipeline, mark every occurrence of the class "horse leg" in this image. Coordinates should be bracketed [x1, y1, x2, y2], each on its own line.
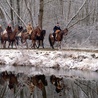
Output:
[26, 40, 28, 48]
[49, 35, 54, 49]
[11, 41, 13, 48]
[42, 40, 44, 48]
[16, 37, 19, 46]
[14, 40, 17, 48]
[57, 41, 60, 49]
[32, 40, 36, 49]
[60, 41, 61, 49]
[8, 41, 11, 48]
[3, 41, 5, 48]
[1, 39, 3, 48]
[37, 40, 40, 48]
[57, 41, 61, 49]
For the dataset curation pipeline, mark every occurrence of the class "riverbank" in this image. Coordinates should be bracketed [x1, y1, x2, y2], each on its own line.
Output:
[0, 49, 98, 72]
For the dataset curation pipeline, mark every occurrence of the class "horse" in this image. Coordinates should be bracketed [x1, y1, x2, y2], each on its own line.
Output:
[21, 26, 42, 48]
[1, 25, 22, 48]
[49, 28, 68, 49]
[36, 30, 46, 48]
[26, 74, 47, 95]
[0, 71, 18, 90]
[1, 26, 12, 48]
[31, 26, 43, 48]
[50, 75, 63, 93]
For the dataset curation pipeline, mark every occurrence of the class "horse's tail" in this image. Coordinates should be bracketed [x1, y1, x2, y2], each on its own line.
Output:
[42, 30, 46, 35]
[49, 34, 54, 49]
[0, 37, 2, 44]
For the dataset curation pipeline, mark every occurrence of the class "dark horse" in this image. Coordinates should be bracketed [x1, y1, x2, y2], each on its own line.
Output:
[49, 28, 68, 49]
[1, 25, 22, 48]
[36, 30, 46, 48]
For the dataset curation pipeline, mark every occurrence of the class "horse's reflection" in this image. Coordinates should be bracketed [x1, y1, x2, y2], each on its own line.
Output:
[0, 71, 64, 95]
[0, 71, 18, 90]
[27, 74, 48, 94]
[50, 75, 64, 93]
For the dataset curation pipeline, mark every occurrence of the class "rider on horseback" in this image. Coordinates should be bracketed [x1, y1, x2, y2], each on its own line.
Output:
[26, 23, 33, 35]
[53, 22, 61, 40]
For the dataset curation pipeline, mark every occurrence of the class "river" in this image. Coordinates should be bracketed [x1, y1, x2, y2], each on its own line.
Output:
[0, 66, 98, 98]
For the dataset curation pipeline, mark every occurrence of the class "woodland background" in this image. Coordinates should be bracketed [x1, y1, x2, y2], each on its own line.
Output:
[0, 0, 98, 49]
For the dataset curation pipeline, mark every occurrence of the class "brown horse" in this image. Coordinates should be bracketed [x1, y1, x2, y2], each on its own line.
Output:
[50, 75, 64, 93]
[26, 74, 47, 95]
[1, 71, 18, 90]
[1, 25, 22, 48]
[21, 29, 33, 48]
[49, 28, 68, 49]
[21, 26, 42, 48]
[36, 30, 46, 48]
[1, 26, 12, 48]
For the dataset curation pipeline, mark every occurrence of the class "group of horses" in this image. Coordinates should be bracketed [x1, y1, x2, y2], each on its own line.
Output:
[0, 71, 64, 95]
[0, 25, 46, 49]
[0, 25, 68, 49]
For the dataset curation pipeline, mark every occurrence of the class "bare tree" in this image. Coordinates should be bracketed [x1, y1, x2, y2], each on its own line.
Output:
[6, 0, 26, 27]
[17, 0, 20, 24]
[24, 0, 33, 27]
[66, 0, 88, 28]
[10, 0, 13, 23]
[38, 0, 44, 29]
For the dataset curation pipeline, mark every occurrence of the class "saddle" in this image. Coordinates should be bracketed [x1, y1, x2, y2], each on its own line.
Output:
[55, 30, 60, 34]
[55, 30, 60, 37]
[54, 30, 60, 40]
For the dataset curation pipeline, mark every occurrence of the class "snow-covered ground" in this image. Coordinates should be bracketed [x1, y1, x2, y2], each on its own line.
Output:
[0, 49, 98, 72]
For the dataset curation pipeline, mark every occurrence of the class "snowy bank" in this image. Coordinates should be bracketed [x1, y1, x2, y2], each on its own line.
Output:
[0, 49, 98, 71]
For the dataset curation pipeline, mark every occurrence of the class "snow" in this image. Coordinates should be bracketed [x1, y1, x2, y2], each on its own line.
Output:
[0, 49, 98, 72]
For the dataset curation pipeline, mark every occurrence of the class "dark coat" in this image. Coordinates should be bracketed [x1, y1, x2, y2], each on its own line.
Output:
[53, 26, 61, 33]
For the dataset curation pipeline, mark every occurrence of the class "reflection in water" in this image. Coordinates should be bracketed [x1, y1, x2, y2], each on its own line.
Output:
[0, 71, 98, 98]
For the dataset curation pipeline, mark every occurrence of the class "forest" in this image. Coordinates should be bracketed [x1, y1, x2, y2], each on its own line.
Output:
[0, 0, 98, 48]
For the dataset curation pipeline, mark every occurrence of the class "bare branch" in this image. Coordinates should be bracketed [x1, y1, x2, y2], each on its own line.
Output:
[0, 3, 11, 21]
[66, 0, 87, 28]
[6, 0, 26, 27]
[68, 9, 94, 29]
[24, 0, 33, 27]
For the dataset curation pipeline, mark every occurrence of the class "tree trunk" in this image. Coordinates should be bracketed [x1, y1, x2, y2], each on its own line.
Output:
[10, 0, 13, 25]
[38, 0, 44, 29]
[17, 0, 20, 24]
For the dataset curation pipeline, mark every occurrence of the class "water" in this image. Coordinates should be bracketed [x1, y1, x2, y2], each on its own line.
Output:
[0, 66, 98, 98]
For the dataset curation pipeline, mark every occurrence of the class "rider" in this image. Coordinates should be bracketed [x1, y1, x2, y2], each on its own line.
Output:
[53, 22, 61, 40]
[26, 23, 33, 35]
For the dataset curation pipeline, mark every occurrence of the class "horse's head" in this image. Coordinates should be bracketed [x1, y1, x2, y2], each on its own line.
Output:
[41, 30, 46, 37]
[18, 25, 23, 32]
[35, 26, 42, 36]
[6, 26, 12, 33]
[63, 28, 68, 35]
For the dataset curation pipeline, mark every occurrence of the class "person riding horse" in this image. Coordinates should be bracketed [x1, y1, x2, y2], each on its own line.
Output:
[53, 22, 61, 40]
[26, 23, 33, 35]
